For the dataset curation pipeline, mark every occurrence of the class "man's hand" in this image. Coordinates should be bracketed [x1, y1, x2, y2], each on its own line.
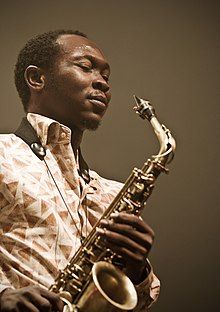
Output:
[0, 285, 64, 312]
[97, 212, 155, 284]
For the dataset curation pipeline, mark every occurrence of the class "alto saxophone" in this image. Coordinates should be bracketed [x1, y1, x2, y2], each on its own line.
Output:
[50, 96, 176, 312]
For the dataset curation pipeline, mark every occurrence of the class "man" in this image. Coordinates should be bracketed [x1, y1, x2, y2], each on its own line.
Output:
[0, 30, 160, 311]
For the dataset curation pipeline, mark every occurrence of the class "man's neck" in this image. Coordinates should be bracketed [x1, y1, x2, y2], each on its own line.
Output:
[71, 127, 83, 157]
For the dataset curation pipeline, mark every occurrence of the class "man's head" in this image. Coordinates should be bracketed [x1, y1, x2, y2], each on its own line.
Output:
[14, 30, 111, 131]
[15, 30, 87, 112]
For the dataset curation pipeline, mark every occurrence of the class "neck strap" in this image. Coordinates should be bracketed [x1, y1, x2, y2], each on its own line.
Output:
[14, 117, 90, 183]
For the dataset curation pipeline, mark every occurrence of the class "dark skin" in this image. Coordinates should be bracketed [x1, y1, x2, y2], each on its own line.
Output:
[0, 34, 155, 311]
[0, 286, 64, 312]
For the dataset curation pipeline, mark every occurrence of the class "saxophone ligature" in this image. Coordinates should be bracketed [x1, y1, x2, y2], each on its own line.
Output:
[50, 96, 176, 312]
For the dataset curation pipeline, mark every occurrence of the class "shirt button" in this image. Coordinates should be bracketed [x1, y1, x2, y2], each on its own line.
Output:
[61, 132, 66, 139]
[66, 159, 71, 165]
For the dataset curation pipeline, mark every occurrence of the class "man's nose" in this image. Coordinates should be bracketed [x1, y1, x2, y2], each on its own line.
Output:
[92, 74, 110, 93]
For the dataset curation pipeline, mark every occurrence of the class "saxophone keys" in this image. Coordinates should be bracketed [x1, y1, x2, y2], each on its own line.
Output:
[59, 291, 73, 303]
[82, 247, 95, 257]
[144, 173, 156, 184]
[131, 181, 145, 194]
[73, 264, 84, 273]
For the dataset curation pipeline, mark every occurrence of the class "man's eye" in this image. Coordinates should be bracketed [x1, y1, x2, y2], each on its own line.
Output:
[79, 63, 92, 71]
[102, 75, 109, 82]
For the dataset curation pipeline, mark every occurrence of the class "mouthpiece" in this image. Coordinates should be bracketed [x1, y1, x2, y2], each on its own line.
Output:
[133, 95, 156, 121]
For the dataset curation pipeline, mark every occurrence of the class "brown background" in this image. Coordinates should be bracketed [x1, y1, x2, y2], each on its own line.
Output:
[0, 1, 219, 311]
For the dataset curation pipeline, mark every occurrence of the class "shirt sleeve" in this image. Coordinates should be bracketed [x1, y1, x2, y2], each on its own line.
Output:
[0, 285, 12, 294]
[134, 260, 160, 311]
[0, 267, 13, 293]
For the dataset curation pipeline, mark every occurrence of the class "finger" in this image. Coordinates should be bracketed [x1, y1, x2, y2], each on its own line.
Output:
[16, 298, 40, 312]
[25, 287, 63, 312]
[26, 293, 52, 312]
[106, 242, 146, 265]
[110, 212, 155, 237]
[40, 290, 64, 312]
[100, 219, 154, 248]
[96, 227, 148, 255]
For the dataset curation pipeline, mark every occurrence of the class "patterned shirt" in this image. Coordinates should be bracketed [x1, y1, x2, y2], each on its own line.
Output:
[0, 113, 160, 310]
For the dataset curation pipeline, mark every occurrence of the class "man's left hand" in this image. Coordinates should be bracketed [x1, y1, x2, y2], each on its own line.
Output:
[97, 212, 154, 284]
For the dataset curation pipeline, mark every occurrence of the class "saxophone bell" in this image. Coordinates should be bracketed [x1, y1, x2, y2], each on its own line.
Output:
[61, 261, 138, 312]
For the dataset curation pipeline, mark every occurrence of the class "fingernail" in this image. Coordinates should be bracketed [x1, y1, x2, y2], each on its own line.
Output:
[100, 219, 108, 225]
[110, 212, 119, 218]
[96, 227, 104, 234]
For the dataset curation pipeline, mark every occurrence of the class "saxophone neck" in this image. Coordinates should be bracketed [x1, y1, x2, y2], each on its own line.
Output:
[133, 95, 176, 165]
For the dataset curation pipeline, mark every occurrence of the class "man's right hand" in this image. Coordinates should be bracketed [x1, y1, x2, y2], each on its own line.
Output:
[0, 285, 64, 311]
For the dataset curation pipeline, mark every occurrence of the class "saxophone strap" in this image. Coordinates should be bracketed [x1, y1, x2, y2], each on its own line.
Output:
[14, 117, 91, 183]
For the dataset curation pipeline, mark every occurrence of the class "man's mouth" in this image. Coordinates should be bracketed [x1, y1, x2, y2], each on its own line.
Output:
[88, 94, 108, 109]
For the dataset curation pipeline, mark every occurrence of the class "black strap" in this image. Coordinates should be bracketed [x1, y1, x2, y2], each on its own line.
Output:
[14, 117, 90, 182]
[78, 147, 91, 183]
[14, 117, 41, 146]
[14, 117, 46, 160]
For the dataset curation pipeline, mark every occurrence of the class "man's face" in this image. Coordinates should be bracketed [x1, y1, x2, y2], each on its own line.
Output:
[42, 34, 111, 131]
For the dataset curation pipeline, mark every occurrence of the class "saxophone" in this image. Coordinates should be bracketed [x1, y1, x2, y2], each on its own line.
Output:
[50, 96, 176, 312]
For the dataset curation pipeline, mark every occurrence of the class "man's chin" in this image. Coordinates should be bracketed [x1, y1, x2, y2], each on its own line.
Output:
[82, 119, 101, 131]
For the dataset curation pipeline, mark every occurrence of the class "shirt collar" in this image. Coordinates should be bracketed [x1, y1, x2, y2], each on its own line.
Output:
[27, 113, 72, 146]
[26, 113, 91, 183]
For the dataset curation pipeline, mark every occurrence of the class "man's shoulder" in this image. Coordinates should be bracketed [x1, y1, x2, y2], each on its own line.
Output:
[0, 133, 17, 145]
[0, 133, 28, 159]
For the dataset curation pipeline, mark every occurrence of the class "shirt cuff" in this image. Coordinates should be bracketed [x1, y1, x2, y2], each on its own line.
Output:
[134, 260, 160, 311]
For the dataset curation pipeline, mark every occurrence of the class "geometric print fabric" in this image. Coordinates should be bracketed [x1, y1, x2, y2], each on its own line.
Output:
[0, 113, 160, 311]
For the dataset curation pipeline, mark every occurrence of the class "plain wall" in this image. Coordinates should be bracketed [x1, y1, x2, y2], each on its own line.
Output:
[0, 1, 219, 311]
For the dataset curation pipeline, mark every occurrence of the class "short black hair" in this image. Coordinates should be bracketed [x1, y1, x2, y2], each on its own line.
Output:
[14, 29, 87, 111]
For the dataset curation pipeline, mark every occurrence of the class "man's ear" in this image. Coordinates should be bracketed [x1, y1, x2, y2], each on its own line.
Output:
[24, 65, 46, 91]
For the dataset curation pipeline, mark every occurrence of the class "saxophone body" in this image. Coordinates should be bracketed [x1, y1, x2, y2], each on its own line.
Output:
[50, 96, 176, 312]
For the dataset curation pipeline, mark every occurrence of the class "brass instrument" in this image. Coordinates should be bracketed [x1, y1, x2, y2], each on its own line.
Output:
[50, 96, 176, 312]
